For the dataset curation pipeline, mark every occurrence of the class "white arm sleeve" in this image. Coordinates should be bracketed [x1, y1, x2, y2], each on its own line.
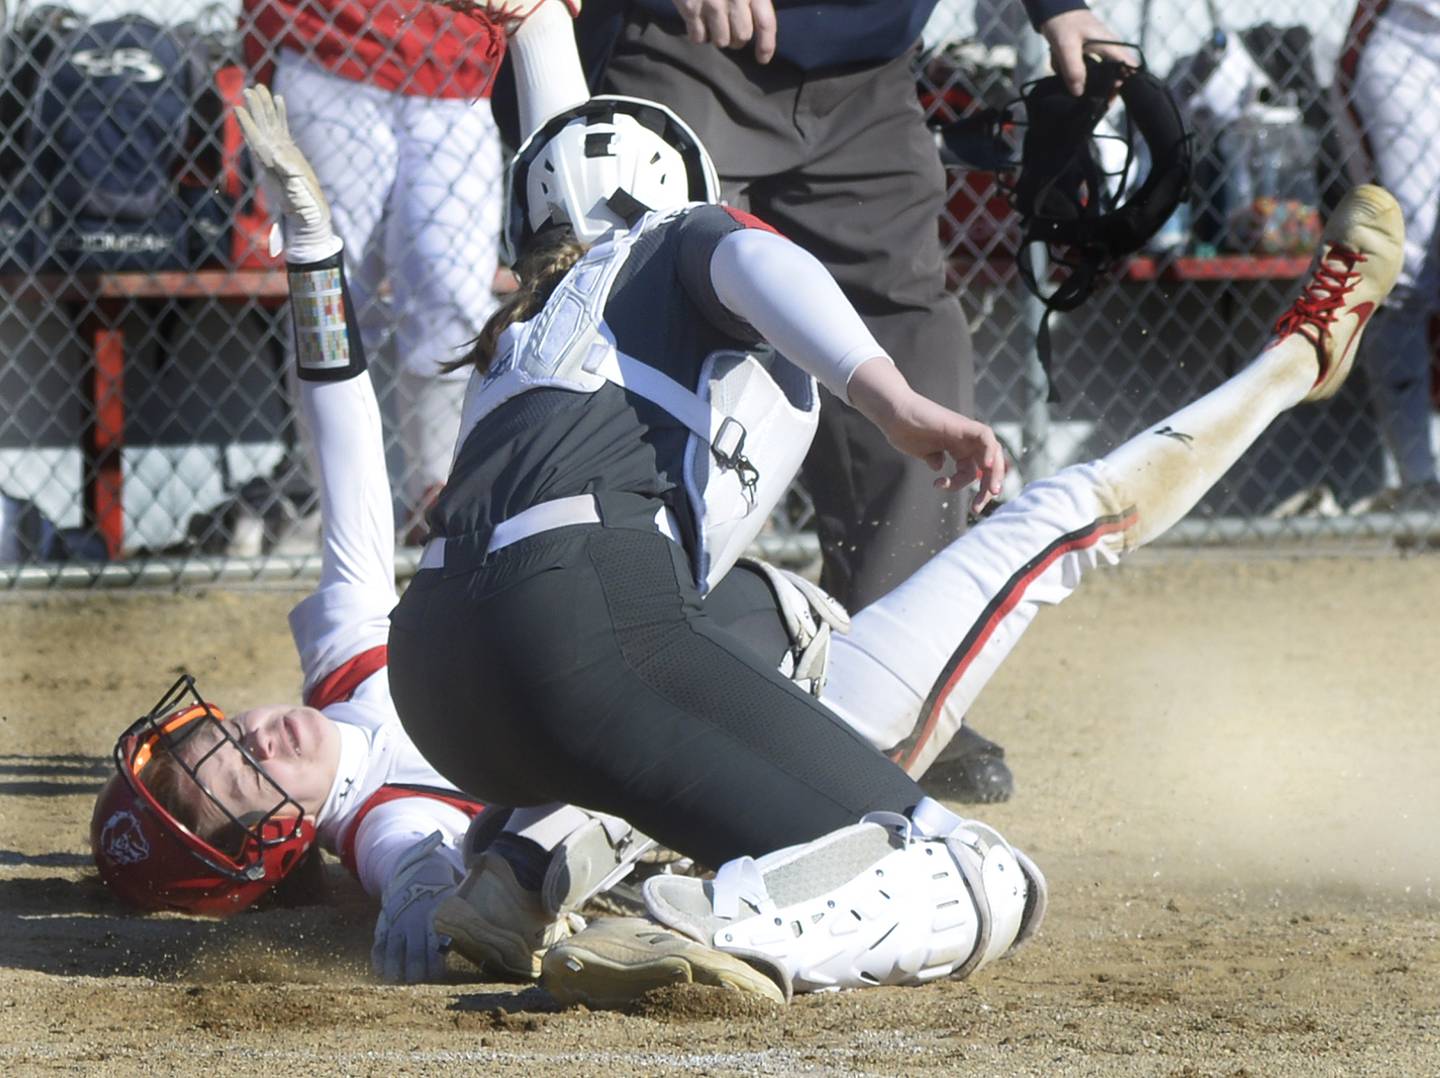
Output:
[509, 1, 589, 140]
[302, 373, 394, 593]
[287, 361, 398, 688]
[351, 798, 470, 899]
[708, 227, 891, 402]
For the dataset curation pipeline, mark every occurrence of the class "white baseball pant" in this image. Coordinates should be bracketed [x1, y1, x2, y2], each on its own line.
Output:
[274, 49, 504, 509]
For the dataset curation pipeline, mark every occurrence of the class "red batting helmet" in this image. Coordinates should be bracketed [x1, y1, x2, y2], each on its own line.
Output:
[90, 675, 317, 917]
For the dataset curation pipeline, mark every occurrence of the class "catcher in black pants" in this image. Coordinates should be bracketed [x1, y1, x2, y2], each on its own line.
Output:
[387, 19, 1405, 1004]
[569, 0, 1133, 801]
[391, 515, 925, 869]
[384, 11, 1051, 992]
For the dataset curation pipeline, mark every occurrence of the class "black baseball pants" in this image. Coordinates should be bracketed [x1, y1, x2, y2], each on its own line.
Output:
[388, 516, 923, 869]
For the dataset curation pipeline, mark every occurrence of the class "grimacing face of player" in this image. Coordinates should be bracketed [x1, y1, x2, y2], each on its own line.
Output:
[175, 705, 341, 837]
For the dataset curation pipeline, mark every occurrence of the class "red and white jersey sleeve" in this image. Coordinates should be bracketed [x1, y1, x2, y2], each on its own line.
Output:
[312, 675, 483, 897]
[242, 0, 505, 98]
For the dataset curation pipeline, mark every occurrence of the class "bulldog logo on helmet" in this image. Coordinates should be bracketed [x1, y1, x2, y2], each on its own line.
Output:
[101, 810, 151, 865]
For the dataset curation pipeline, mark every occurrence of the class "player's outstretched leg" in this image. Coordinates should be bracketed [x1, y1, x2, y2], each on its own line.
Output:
[1104, 183, 1404, 546]
[822, 185, 1404, 777]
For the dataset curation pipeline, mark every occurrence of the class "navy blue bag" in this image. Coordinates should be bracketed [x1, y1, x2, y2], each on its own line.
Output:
[18, 15, 205, 272]
[0, 5, 82, 272]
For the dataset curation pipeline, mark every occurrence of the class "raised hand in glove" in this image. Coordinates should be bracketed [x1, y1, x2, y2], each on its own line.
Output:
[371, 831, 464, 984]
[234, 84, 340, 263]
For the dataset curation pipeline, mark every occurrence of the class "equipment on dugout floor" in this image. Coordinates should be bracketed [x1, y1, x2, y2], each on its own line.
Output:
[0, 7, 274, 272]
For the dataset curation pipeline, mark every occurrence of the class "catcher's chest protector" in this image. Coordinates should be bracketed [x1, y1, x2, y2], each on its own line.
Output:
[455, 208, 819, 593]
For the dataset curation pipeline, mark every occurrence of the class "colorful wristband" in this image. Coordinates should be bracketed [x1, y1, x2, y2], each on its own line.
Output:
[286, 252, 367, 382]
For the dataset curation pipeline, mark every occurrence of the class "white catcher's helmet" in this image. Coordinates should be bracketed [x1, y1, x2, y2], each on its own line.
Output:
[503, 95, 721, 262]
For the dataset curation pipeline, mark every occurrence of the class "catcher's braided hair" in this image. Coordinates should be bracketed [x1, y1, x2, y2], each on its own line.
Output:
[446, 226, 588, 375]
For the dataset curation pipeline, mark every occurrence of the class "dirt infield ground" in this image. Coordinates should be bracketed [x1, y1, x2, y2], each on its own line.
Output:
[2, 552, 1439, 1075]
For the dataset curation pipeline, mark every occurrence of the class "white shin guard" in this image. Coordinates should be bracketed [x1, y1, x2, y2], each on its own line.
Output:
[643, 797, 1046, 996]
[464, 806, 659, 917]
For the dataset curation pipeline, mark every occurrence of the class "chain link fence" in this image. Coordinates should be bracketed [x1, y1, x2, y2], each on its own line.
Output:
[2, 0, 1437, 588]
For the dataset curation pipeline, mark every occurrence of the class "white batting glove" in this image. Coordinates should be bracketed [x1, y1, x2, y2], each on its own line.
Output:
[371, 831, 463, 984]
[234, 84, 341, 263]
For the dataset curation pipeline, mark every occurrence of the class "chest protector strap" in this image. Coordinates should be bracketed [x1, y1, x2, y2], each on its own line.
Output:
[455, 208, 819, 593]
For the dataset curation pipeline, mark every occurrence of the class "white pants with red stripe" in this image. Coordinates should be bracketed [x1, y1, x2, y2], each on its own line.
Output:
[820, 461, 1132, 778]
[274, 50, 503, 508]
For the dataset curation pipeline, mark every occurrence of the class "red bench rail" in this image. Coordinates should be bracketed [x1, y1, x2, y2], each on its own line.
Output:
[1, 259, 1305, 560]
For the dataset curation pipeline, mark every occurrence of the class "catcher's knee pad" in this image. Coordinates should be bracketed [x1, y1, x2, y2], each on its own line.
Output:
[642, 796, 1045, 996]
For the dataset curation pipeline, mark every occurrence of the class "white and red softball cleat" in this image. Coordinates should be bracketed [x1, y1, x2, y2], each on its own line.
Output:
[1266, 185, 1404, 404]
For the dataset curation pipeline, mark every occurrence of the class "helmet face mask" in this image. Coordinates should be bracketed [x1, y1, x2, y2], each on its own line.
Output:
[91, 674, 317, 917]
[503, 95, 721, 264]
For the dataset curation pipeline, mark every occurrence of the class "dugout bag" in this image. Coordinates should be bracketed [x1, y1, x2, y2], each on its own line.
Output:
[16, 15, 201, 271]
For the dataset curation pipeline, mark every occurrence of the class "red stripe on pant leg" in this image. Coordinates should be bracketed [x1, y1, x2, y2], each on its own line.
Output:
[898, 510, 1137, 773]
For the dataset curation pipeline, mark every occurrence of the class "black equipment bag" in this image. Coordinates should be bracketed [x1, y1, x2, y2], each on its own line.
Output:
[998, 53, 1192, 399]
[15, 14, 207, 271]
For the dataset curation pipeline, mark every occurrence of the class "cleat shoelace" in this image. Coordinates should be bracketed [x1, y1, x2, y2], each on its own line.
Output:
[1271, 245, 1366, 351]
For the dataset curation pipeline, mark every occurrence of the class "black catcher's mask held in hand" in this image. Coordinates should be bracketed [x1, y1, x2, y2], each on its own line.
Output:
[1001, 51, 1192, 396]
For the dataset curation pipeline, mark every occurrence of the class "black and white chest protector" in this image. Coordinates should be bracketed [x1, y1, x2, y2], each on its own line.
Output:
[455, 208, 820, 594]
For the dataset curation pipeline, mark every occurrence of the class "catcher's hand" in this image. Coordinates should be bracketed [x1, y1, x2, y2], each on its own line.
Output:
[848, 356, 1006, 514]
[234, 85, 335, 257]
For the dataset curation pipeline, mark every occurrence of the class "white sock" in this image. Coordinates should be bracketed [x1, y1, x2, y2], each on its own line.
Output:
[1103, 338, 1315, 548]
[510, 3, 589, 141]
